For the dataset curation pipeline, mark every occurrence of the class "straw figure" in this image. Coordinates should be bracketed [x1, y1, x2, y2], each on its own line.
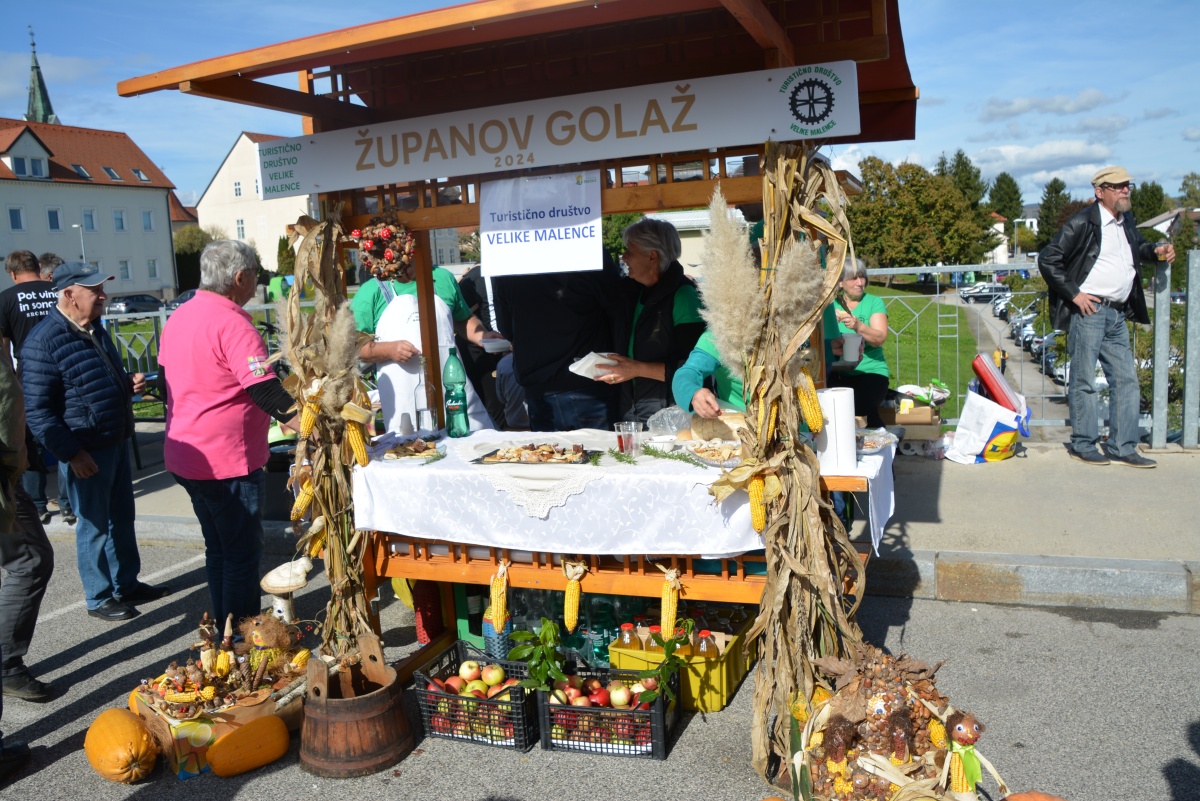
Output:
[279, 210, 377, 657]
[699, 141, 863, 787]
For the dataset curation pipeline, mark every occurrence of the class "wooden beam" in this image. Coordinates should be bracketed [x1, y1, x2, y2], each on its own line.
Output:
[720, 0, 794, 65]
[859, 86, 920, 105]
[179, 77, 381, 125]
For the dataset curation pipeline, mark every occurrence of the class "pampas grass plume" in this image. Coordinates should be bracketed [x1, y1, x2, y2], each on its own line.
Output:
[699, 188, 763, 371]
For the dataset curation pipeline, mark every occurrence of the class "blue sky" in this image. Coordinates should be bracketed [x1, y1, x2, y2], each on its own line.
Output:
[3, 1, 1197, 211]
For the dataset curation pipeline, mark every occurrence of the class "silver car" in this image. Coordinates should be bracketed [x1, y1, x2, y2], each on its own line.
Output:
[107, 294, 163, 316]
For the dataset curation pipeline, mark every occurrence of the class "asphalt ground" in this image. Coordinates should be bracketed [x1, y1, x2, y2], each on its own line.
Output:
[3, 529, 1198, 801]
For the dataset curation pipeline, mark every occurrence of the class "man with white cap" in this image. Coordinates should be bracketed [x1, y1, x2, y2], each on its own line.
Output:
[20, 263, 169, 620]
[1039, 166, 1176, 467]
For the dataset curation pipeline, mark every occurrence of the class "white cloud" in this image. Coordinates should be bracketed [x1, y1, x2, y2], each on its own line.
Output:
[975, 140, 1112, 175]
[1183, 127, 1200, 142]
[1144, 107, 1177, 120]
[1075, 115, 1129, 134]
[979, 88, 1121, 122]
[968, 122, 1027, 143]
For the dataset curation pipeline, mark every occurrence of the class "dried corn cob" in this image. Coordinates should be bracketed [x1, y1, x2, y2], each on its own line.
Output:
[215, 651, 232, 677]
[165, 690, 198, 703]
[656, 564, 682, 634]
[291, 475, 314, 521]
[928, 717, 947, 748]
[290, 649, 310, 670]
[305, 516, 327, 558]
[749, 475, 766, 532]
[561, 560, 587, 633]
[299, 401, 320, 438]
[797, 367, 823, 434]
[340, 403, 375, 467]
[199, 685, 216, 701]
[489, 560, 509, 628]
[949, 752, 969, 793]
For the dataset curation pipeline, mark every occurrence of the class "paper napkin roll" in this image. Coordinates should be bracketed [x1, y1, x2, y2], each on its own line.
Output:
[815, 387, 856, 474]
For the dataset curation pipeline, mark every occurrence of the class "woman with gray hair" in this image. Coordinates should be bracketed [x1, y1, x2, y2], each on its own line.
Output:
[596, 218, 705, 423]
[823, 258, 890, 427]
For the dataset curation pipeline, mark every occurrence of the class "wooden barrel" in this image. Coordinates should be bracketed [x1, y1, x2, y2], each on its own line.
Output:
[300, 634, 413, 777]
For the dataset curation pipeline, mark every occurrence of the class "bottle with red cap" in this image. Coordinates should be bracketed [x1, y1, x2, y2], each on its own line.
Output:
[645, 624, 665, 653]
[695, 629, 721, 659]
[615, 622, 643, 651]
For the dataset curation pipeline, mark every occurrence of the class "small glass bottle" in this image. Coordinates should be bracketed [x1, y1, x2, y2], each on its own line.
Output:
[695, 629, 721, 659]
[615, 622, 643, 651]
[716, 617, 734, 636]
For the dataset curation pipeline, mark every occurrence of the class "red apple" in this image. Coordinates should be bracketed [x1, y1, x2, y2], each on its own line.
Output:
[570, 696, 592, 707]
[606, 679, 626, 694]
[470, 689, 487, 699]
[487, 683, 508, 698]
[458, 660, 482, 682]
[481, 664, 506, 687]
[548, 688, 568, 704]
[629, 681, 646, 695]
[566, 674, 583, 690]
[502, 677, 520, 689]
[640, 677, 659, 692]
[564, 686, 583, 701]
[588, 687, 610, 707]
[553, 678, 570, 692]
[582, 677, 603, 693]
[609, 684, 633, 708]
[429, 678, 446, 691]
[443, 675, 465, 694]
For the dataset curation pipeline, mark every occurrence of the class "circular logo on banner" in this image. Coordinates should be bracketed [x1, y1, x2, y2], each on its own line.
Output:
[789, 78, 835, 125]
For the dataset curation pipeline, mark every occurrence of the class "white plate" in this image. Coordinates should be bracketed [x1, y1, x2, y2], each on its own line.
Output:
[482, 338, 512, 353]
[645, 435, 678, 452]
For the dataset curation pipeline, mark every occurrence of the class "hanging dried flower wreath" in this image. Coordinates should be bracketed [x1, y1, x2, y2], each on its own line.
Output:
[349, 215, 416, 281]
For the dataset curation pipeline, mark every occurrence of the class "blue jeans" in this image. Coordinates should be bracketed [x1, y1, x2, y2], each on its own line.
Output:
[173, 470, 265, 627]
[1067, 305, 1141, 457]
[527, 389, 613, 432]
[18, 453, 71, 515]
[65, 444, 140, 609]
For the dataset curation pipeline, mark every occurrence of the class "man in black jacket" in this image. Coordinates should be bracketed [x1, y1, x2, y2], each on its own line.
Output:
[1039, 166, 1175, 467]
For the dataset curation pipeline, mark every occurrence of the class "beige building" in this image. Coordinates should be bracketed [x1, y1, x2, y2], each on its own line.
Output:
[644, 208, 749, 281]
[196, 132, 315, 272]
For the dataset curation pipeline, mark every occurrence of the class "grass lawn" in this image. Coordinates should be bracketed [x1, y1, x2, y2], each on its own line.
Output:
[870, 282, 982, 420]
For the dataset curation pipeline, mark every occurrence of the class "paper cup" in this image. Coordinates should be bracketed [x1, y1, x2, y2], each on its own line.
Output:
[840, 333, 864, 364]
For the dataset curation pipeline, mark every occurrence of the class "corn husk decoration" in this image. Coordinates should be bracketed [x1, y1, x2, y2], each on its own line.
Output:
[656, 563, 682, 635]
[488, 559, 509, 628]
[280, 209, 377, 658]
[700, 142, 863, 788]
[561, 560, 587, 633]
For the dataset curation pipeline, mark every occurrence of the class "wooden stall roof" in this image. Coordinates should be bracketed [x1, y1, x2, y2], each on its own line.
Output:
[118, 0, 917, 145]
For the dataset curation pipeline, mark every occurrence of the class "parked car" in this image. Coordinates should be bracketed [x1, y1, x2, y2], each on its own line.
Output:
[165, 289, 197, 311]
[992, 296, 1012, 317]
[1056, 360, 1109, 391]
[1031, 329, 1064, 361]
[958, 282, 1011, 304]
[1171, 291, 1186, 305]
[106, 294, 163, 316]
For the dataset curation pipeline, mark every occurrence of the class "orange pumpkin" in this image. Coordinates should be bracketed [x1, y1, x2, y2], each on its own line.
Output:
[84, 708, 158, 783]
[206, 714, 290, 777]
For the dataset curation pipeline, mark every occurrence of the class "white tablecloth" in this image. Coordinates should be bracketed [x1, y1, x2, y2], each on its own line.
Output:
[353, 429, 893, 557]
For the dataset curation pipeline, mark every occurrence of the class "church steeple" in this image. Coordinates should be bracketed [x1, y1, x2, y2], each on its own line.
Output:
[24, 26, 60, 125]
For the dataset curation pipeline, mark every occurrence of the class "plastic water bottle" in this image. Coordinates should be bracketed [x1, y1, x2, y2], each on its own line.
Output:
[442, 347, 470, 438]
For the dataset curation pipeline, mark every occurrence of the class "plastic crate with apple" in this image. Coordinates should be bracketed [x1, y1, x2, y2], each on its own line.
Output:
[537, 668, 679, 760]
[607, 619, 758, 713]
[414, 640, 538, 752]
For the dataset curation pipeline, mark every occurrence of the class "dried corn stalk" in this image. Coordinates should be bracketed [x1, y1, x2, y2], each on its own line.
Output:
[281, 208, 375, 658]
[703, 142, 863, 787]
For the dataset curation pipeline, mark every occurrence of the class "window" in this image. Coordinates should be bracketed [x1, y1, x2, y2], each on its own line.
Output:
[118, 260, 131, 281]
[234, 181, 242, 197]
[72, 164, 92, 179]
[147, 258, 158, 279]
[8, 207, 25, 231]
[11, 157, 26, 176]
[30, 158, 44, 177]
[132, 168, 150, 182]
[236, 218, 245, 239]
[82, 209, 96, 231]
[113, 210, 126, 232]
[102, 166, 122, 181]
[47, 208, 62, 231]
[142, 210, 154, 231]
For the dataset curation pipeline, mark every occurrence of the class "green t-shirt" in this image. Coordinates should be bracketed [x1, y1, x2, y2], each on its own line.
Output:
[823, 292, 889, 378]
[627, 284, 704, 357]
[350, 268, 471, 334]
[694, 330, 745, 410]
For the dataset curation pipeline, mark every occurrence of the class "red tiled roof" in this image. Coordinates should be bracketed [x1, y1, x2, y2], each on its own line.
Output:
[168, 191, 199, 223]
[0, 117, 173, 189]
[243, 131, 285, 144]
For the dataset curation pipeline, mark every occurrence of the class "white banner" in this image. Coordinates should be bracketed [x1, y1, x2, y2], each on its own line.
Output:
[479, 172, 603, 278]
[257, 62, 860, 199]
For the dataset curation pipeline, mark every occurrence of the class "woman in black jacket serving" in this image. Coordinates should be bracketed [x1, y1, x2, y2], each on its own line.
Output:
[597, 218, 705, 424]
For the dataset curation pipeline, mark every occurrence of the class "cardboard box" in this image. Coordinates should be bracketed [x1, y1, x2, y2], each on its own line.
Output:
[879, 404, 937, 425]
[608, 622, 758, 713]
[131, 688, 279, 779]
[899, 422, 944, 441]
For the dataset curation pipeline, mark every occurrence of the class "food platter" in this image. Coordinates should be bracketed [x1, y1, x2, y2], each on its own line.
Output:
[470, 442, 597, 465]
[378, 435, 446, 462]
[681, 439, 743, 468]
[855, 428, 898, 455]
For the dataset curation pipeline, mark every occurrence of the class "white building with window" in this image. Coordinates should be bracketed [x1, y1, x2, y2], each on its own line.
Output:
[196, 132, 315, 273]
[0, 118, 178, 299]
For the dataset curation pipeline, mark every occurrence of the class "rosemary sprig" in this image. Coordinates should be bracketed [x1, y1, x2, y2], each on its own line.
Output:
[588, 450, 603, 467]
[606, 447, 637, 465]
[642, 445, 707, 468]
[424, 449, 446, 464]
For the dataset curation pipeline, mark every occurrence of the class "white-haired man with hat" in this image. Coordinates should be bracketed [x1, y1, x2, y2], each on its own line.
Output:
[20, 263, 169, 621]
[1039, 166, 1175, 467]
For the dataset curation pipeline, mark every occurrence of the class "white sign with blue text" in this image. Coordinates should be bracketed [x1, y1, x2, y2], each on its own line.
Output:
[479, 172, 603, 278]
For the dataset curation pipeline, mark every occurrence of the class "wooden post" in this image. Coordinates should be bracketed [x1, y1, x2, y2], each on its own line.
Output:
[410, 229, 445, 427]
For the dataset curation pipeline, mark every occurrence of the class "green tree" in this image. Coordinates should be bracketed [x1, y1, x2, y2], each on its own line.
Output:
[936, 149, 989, 208]
[1131, 181, 1171, 224]
[173, 224, 214, 255]
[1035, 179, 1070, 250]
[1178, 172, 1200, 208]
[276, 235, 295, 276]
[1172, 215, 1197, 291]
[1014, 226, 1037, 253]
[987, 172, 1024, 239]
[459, 228, 480, 262]
[602, 212, 643, 261]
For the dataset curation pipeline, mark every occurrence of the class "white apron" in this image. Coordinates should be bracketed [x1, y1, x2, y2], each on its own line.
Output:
[374, 285, 494, 435]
